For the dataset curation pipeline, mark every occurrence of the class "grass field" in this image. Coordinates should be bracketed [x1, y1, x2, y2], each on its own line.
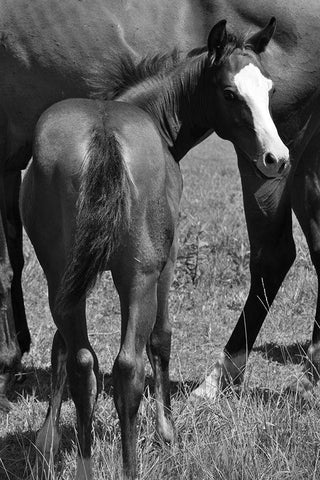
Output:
[1, 134, 320, 479]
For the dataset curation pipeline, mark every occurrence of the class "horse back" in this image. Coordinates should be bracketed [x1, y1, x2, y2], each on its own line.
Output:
[33, 98, 177, 192]
[32, 97, 182, 251]
[23, 97, 182, 289]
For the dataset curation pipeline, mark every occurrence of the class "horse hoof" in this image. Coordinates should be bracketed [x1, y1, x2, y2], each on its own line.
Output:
[189, 372, 220, 401]
[32, 460, 55, 480]
[0, 394, 13, 413]
[156, 420, 174, 444]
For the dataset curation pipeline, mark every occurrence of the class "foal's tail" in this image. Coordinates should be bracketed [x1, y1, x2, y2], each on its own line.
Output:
[56, 122, 131, 313]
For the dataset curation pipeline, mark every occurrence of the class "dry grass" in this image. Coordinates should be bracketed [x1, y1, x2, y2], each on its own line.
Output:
[1, 135, 320, 479]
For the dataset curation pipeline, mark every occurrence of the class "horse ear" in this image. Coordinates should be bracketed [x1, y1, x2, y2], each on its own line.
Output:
[246, 17, 276, 54]
[207, 20, 228, 64]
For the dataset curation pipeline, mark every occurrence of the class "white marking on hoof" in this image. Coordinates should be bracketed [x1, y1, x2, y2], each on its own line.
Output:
[191, 371, 220, 400]
[191, 351, 247, 400]
[155, 405, 174, 443]
[76, 457, 93, 480]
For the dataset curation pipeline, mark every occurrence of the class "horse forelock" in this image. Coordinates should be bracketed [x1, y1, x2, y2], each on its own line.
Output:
[211, 31, 255, 66]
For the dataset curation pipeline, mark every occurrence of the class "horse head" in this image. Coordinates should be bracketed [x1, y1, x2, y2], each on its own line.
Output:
[206, 18, 289, 178]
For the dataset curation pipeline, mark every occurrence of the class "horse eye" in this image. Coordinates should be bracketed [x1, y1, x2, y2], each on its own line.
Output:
[224, 89, 236, 101]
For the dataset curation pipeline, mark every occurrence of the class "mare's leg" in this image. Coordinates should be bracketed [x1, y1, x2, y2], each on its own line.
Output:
[193, 159, 295, 398]
[0, 171, 20, 411]
[5, 169, 31, 356]
[291, 137, 320, 392]
[0, 140, 32, 409]
[146, 240, 177, 443]
[112, 267, 159, 479]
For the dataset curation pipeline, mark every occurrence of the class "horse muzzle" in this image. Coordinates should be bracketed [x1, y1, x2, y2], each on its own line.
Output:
[256, 149, 290, 178]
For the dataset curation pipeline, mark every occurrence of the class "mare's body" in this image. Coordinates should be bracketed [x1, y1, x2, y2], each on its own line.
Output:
[2, 0, 320, 407]
[21, 22, 284, 479]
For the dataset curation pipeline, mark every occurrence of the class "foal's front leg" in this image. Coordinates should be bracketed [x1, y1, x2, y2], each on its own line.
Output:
[112, 269, 159, 479]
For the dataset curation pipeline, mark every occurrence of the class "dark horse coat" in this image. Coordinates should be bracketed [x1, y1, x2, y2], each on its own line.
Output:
[1, 0, 320, 409]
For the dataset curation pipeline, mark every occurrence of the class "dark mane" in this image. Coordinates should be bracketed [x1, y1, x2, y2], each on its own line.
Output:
[88, 50, 182, 101]
[87, 30, 253, 101]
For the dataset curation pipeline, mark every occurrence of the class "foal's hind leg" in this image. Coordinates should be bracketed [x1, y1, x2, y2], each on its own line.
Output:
[147, 242, 177, 443]
[291, 139, 320, 393]
[112, 268, 159, 479]
[59, 303, 99, 480]
[35, 273, 98, 480]
[34, 329, 67, 480]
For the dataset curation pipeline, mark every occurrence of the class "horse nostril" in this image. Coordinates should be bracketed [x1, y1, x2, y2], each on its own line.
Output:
[265, 153, 277, 166]
[278, 158, 290, 174]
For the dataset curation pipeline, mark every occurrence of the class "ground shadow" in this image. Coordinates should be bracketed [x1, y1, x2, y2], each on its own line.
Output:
[9, 365, 197, 404]
[253, 341, 310, 365]
[2, 365, 314, 478]
[0, 429, 35, 480]
[0, 423, 79, 480]
[10, 340, 309, 403]
[2, 368, 197, 478]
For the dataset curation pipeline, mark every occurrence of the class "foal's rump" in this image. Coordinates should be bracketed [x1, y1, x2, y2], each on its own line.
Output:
[21, 98, 180, 308]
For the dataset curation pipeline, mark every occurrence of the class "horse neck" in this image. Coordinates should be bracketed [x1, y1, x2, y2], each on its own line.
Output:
[118, 54, 211, 161]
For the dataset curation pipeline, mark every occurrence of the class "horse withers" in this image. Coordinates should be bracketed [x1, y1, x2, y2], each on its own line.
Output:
[21, 19, 288, 479]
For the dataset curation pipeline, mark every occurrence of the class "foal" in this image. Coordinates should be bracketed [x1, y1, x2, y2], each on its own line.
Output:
[21, 19, 288, 479]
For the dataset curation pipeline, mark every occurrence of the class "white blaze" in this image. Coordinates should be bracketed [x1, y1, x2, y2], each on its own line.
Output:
[234, 63, 289, 164]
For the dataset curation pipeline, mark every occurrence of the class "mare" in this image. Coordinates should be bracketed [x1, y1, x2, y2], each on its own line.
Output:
[20, 20, 286, 479]
[2, 0, 320, 410]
